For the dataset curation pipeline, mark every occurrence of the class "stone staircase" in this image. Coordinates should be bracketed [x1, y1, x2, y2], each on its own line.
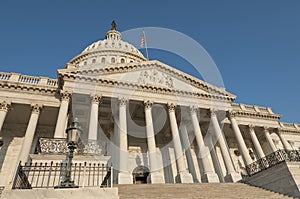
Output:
[116, 183, 292, 199]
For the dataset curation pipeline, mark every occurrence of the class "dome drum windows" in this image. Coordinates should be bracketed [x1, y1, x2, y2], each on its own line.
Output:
[111, 57, 116, 63]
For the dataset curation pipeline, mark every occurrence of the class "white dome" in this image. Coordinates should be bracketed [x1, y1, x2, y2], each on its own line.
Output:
[67, 22, 146, 69]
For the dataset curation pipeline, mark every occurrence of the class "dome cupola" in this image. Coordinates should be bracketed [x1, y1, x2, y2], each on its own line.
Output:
[67, 21, 146, 69]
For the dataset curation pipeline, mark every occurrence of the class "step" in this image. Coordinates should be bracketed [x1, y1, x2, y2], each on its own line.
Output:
[116, 183, 292, 199]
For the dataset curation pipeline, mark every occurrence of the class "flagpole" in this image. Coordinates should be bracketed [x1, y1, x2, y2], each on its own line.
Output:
[143, 30, 149, 60]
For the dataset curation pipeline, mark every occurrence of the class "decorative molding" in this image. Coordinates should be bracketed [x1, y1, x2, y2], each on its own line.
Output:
[0, 101, 10, 112]
[144, 100, 153, 110]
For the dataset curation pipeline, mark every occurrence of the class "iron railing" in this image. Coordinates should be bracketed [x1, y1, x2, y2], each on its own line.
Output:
[13, 161, 113, 189]
[246, 149, 300, 176]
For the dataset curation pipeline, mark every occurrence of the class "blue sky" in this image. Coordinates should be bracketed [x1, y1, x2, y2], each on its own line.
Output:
[0, 1, 299, 123]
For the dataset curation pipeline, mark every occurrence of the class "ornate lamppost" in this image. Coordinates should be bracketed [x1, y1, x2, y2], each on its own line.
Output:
[55, 118, 82, 188]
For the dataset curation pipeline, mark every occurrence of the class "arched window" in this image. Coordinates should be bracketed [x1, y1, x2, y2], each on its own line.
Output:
[121, 58, 125, 63]
[84, 61, 87, 65]
[92, 59, 96, 63]
[101, 58, 105, 63]
[111, 57, 116, 63]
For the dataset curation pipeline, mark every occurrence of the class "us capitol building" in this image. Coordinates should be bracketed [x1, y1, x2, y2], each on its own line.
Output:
[0, 22, 299, 198]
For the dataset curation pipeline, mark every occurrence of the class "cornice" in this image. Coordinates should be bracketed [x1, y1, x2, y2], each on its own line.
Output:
[232, 110, 281, 121]
[59, 60, 236, 102]
[0, 81, 58, 95]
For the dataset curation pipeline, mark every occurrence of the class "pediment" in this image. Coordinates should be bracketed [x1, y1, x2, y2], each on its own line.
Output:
[59, 60, 235, 100]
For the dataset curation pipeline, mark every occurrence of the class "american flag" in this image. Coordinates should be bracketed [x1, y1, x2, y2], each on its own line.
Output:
[140, 32, 145, 48]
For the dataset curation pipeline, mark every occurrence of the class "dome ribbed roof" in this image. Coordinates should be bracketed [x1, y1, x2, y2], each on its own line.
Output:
[67, 21, 146, 68]
[82, 31, 145, 58]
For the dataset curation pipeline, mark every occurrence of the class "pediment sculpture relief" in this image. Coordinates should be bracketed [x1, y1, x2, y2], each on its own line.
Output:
[137, 69, 174, 88]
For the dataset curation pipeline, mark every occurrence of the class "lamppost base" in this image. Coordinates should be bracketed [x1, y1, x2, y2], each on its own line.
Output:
[54, 180, 79, 189]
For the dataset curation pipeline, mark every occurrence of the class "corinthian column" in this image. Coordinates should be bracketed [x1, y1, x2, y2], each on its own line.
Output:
[88, 95, 101, 141]
[263, 127, 277, 153]
[227, 111, 252, 166]
[209, 109, 241, 182]
[54, 91, 71, 138]
[144, 100, 164, 183]
[275, 129, 292, 150]
[19, 104, 42, 163]
[248, 125, 265, 159]
[167, 103, 193, 183]
[0, 101, 10, 131]
[190, 106, 219, 183]
[117, 98, 132, 184]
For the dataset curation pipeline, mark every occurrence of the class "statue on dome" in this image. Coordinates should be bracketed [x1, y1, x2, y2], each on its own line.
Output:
[111, 20, 117, 30]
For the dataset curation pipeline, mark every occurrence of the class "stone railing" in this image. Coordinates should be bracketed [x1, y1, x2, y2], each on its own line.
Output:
[0, 72, 57, 87]
[36, 138, 105, 156]
[279, 122, 300, 130]
[232, 103, 274, 114]
[245, 149, 300, 176]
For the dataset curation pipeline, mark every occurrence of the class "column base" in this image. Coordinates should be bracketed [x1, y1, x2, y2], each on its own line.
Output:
[118, 172, 133, 184]
[201, 172, 220, 183]
[224, 172, 242, 182]
[175, 172, 193, 183]
[147, 172, 165, 184]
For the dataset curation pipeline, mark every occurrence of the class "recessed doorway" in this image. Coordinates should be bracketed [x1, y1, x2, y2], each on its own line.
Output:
[132, 166, 149, 184]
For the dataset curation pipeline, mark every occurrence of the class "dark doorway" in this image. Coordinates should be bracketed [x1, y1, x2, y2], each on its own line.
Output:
[132, 166, 149, 184]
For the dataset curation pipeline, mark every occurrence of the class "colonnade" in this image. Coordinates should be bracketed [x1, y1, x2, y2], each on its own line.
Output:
[0, 93, 294, 184]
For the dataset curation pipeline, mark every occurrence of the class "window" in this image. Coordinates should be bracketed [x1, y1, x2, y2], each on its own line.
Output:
[92, 59, 96, 63]
[84, 61, 87, 65]
[101, 58, 105, 63]
[121, 58, 125, 63]
[111, 57, 116, 63]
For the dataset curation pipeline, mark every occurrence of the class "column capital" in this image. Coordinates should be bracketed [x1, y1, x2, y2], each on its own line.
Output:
[118, 97, 128, 107]
[208, 108, 217, 117]
[167, 103, 176, 112]
[0, 101, 11, 112]
[31, 104, 42, 114]
[60, 91, 71, 101]
[248, 124, 255, 131]
[91, 94, 101, 104]
[226, 111, 236, 119]
[263, 126, 270, 133]
[189, 105, 198, 114]
[144, 100, 153, 110]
